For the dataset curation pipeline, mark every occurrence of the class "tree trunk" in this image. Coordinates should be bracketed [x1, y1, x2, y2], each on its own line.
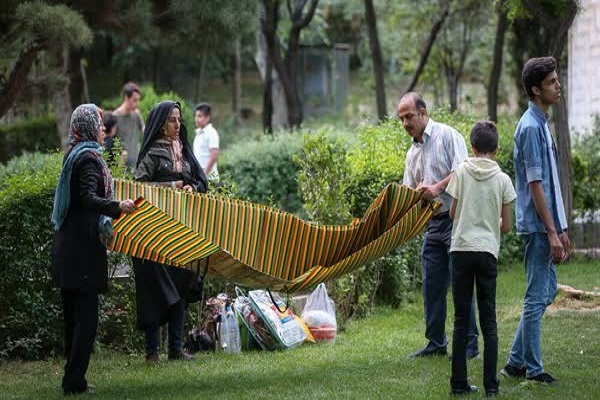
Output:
[80, 57, 90, 104]
[263, 55, 274, 135]
[255, 24, 287, 130]
[487, 1, 508, 122]
[232, 38, 242, 132]
[197, 45, 208, 101]
[363, 0, 387, 120]
[152, 47, 160, 90]
[554, 64, 573, 224]
[445, 66, 458, 112]
[68, 48, 84, 108]
[261, 0, 318, 130]
[53, 44, 73, 150]
[0, 40, 47, 119]
[402, 1, 451, 95]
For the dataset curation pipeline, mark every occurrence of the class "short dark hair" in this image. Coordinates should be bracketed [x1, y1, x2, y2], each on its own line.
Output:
[103, 112, 117, 133]
[522, 57, 556, 100]
[470, 121, 498, 154]
[400, 92, 427, 111]
[195, 103, 211, 116]
[122, 82, 141, 98]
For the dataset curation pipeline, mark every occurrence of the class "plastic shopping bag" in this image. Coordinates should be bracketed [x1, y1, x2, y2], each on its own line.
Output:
[233, 288, 278, 351]
[248, 290, 307, 350]
[301, 283, 337, 343]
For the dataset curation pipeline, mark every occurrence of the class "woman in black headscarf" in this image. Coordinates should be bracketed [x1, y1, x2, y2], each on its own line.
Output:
[133, 101, 207, 362]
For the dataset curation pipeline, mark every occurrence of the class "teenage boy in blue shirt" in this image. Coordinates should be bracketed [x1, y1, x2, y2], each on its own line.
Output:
[501, 56, 570, 384]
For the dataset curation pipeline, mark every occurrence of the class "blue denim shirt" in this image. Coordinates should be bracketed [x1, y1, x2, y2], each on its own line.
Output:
[513, 102, 567, 234]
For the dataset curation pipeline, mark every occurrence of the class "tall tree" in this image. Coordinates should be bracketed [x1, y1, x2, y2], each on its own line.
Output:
[261, 0, 319, 130]
[435, 0, 485, 112]
[402, 0, 451, 95]
[363, 0, 386, 120]
[508, 0, 578, 222]
[0, 2, 92, 121]
[487, 0, 508, 122]
[232, 38, 242, 131]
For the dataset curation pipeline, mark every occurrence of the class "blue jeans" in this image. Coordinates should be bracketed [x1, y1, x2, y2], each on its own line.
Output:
[507, 233, 558, 377]
[421, 216, 479, 355]
[145, 301, 185, 354]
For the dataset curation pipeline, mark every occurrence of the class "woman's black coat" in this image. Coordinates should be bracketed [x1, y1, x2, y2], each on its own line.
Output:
[133, 101, 206, 329]
[52, 154, 121, 294]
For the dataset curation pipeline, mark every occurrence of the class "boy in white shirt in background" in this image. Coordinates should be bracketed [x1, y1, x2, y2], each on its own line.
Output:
[446, 121, 516, 397]
[193, 103, 220, 182]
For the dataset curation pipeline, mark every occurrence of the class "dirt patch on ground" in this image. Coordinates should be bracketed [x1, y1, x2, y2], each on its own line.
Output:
[548, 284, 600, 312]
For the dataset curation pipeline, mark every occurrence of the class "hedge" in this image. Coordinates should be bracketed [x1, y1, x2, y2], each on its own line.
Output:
[0, 115, 60, 163]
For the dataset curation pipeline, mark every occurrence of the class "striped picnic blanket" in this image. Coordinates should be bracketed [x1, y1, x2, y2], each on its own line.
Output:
[111, 180, 439, 293]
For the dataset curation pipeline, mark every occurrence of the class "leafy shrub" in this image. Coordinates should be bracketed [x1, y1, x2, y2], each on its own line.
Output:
[429, 109, 515, 178]
[294, 120, 418, 319]
[572, 114, 600, 215]
[220, 133, 304, 214]
[0, 153, 63, 359]
[346, 119, 408, 215]
[0, 151, 59, 186]
[0, 115, 60, 163]
[295, 130, 353, 224]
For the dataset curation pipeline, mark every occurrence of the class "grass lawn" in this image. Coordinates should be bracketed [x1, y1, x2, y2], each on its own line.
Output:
[1, 260, 599, 399]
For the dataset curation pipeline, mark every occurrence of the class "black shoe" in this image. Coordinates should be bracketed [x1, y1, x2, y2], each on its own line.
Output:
[527, 372, 557, 384]
[451, 385, 479, 396]
[168, 348, 194, 361]
[410, 346, 447, 358]
[486, 388, 500, 397]
[145, 352, 159, 363]
[500, 364, 526, 378]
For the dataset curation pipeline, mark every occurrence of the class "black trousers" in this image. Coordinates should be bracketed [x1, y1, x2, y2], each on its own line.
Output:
[61, 289, 99, 395]
[450, 251, 499, 392]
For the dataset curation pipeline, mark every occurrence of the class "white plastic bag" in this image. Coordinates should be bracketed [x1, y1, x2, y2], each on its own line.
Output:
[301, 283, 337, 343]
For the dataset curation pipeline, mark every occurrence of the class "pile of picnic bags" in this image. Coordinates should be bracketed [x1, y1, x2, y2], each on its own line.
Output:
[187, 284, 337, 353]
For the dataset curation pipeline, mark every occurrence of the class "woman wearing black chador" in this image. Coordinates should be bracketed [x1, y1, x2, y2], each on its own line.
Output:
[133, 101, 207, 362]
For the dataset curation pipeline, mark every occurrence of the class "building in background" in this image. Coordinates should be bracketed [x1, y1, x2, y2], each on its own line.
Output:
[569, 0, 600, 135]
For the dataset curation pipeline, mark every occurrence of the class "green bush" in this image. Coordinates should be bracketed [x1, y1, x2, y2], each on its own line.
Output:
[220, 133, 304, 214]
[428, 109, 515, 178]
[0, 150, 141, 359]
[0, 151, 59, 186]
[295, 130, 353, 224]
[0, 115, 60, 163]
[346, 119, 408, 215]
[294, 120, 417, 319]
[572, 114, 600, 215]
[0, 153, 63, 359]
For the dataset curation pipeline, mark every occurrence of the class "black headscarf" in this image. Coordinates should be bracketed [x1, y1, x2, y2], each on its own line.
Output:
[137, 101, 207, 192]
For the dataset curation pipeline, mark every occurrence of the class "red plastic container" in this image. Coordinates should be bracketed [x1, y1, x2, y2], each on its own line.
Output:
[309, 326, 337, 342]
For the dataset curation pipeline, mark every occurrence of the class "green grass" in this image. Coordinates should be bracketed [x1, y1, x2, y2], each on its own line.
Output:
[1, 261, 599, 399]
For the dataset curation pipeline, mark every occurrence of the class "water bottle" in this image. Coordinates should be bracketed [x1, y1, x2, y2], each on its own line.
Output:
[219, 304, 241, 353]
